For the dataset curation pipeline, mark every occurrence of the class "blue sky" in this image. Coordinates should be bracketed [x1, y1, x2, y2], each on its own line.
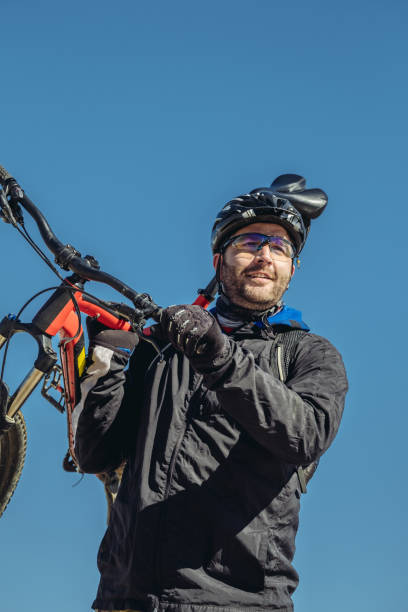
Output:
[0, 1, 407, 610]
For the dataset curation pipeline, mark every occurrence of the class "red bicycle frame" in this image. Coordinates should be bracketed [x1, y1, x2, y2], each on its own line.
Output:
[0, 276, 214, 469]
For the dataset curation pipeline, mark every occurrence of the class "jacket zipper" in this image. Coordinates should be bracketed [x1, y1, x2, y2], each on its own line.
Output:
[276, 344, 285, 382]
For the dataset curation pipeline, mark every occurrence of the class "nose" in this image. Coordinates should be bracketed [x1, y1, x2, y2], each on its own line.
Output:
[254, 243, 274, 263]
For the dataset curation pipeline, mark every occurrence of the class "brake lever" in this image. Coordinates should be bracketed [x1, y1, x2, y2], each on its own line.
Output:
[109, 300, 164, 358]
[105, 301, 147, 331]
[130, 293, 162, 323]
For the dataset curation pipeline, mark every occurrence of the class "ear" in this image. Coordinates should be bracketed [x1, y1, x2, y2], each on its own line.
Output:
[291, 263, 295, 278]
[213, 253, 220, 270]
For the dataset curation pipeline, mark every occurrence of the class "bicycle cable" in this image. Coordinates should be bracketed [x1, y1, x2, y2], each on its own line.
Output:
[14, 218, 141, 327]
[0, 286, 69, 390]
[15, 218, 156, 338]
[0, 280, 128, 395]
[0, 211, 161, 394]
[15, 221, 83, 339]
[17, 222, 66, 283]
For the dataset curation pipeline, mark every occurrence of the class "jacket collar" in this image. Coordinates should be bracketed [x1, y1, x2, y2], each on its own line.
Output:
[211, 303, 310, 333]
[254, 305, 310, 331]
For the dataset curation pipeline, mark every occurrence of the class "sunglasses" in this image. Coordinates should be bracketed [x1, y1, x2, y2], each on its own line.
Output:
[221, 233, 295, 260]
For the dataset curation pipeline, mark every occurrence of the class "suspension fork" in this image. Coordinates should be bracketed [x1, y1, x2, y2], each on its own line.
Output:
[0, 318, 58, 420]
[0, 278, 84, 441]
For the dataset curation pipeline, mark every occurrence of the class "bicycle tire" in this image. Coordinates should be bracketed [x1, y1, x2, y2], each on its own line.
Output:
[0, 411, 27, 518]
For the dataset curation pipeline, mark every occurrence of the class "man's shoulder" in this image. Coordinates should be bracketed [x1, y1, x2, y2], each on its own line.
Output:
[272, 306, 343, 361]
[289, 330, 347, 383]
[299, 330, 343, 355]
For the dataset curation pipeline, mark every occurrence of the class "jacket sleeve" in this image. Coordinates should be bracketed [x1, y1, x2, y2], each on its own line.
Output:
[73, 341, 155, 474]
[199, 333, 348, 465]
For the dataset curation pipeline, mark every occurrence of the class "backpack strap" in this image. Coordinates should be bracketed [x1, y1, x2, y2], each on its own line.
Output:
[274, 328, 308, 381]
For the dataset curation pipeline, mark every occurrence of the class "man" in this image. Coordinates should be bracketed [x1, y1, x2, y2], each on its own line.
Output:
[74, 175, 348, 612]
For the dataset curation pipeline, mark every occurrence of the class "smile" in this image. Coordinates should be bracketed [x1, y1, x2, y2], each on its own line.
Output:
[246, 273, 273, 280]
[245, 275, 274, 285]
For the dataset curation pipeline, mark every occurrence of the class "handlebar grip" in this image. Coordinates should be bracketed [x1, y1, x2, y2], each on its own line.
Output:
[0, 165, 13, 186]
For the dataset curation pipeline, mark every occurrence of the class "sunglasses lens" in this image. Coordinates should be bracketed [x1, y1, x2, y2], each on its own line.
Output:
[267, 236, 294, 259]
[231, 234, 294, 259]
[231, 234, 262, 251]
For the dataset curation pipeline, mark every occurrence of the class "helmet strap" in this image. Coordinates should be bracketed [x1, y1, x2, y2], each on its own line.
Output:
[215, 253, 223, 294]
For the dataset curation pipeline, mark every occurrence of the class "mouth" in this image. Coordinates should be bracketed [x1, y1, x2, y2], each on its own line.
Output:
[245, 272, 274, 283]
[245, 271, 274, 280]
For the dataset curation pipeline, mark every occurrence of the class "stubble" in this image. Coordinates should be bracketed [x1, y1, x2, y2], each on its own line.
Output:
[221, 259, 291, 311]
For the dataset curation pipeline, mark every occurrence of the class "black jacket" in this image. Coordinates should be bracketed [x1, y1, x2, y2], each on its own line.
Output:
[74, 309, 348, 612]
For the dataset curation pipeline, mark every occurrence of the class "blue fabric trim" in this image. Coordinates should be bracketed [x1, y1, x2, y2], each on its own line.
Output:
[254, 305, 310, 330]
[117, 346, 132, 354]
[211, 305, 310, 331]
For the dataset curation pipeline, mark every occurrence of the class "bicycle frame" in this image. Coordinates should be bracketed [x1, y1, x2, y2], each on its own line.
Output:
[0, 163, 218, 480]
[0, 276, 131, 463]
[0, 276, 216, 469]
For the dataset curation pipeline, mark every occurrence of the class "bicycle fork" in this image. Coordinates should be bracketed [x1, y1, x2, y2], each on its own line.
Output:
[0, 316, 58, 429]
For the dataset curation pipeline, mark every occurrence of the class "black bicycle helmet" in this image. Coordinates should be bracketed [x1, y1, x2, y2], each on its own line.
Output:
[211, 174, 328, 256]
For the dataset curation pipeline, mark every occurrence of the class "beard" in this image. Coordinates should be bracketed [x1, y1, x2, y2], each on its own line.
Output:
[220, 258, 292, 311]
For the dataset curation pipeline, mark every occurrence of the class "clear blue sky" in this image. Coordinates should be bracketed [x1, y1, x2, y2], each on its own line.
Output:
[1, 1, 407, 610]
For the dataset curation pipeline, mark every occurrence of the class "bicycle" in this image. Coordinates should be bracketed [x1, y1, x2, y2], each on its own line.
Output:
[0, 164, 218, 518]
[0, 166, 326, 519]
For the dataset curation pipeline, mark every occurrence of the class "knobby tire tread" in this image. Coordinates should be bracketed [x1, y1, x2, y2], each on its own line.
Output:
[0, 411, 27, 518]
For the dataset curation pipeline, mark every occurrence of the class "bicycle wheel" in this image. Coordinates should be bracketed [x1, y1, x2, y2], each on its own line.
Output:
[0, 411, 27, 518]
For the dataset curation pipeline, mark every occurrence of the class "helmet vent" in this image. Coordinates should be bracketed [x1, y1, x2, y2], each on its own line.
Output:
[242, 209, 256, 218]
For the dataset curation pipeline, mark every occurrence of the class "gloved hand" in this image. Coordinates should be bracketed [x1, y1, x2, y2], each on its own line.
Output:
[151, 305, 231, 371]
[86, 317, 139, 358]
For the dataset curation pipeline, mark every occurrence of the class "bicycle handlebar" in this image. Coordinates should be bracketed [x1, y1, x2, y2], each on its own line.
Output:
[0, 164, 162, 322]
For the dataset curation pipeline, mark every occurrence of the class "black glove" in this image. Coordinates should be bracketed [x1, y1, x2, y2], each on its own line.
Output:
[86, 317, 139, 358]
[151, 305, 231, 371]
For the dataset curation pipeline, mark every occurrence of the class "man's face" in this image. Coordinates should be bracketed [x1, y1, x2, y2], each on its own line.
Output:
[213, 222, 295, 311]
